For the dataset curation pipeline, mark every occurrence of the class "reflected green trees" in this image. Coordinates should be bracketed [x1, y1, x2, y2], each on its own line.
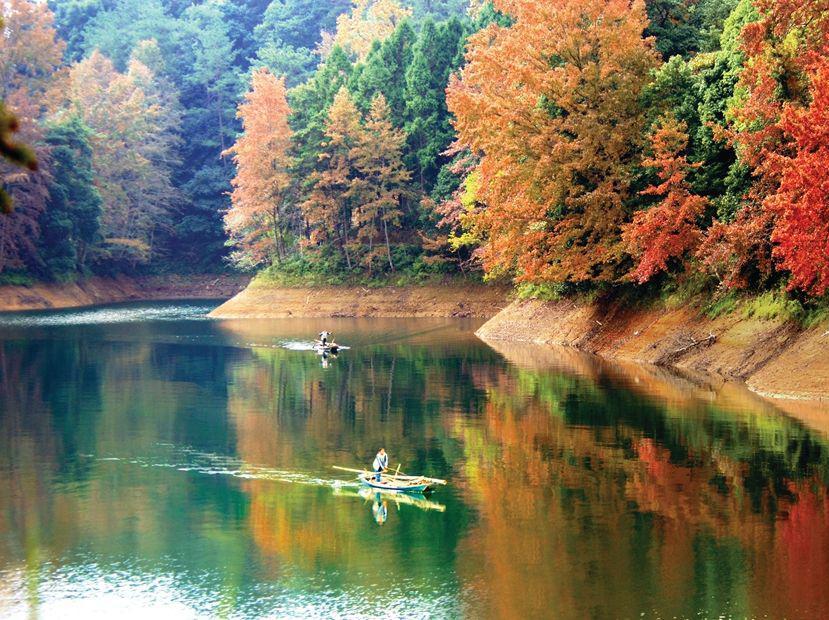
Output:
[0, 308, 828, 617]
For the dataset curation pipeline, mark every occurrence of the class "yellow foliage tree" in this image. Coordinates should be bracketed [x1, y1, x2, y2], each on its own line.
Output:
[332, 0, 412, 61]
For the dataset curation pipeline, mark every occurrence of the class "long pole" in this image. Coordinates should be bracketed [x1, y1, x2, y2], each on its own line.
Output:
[331, 465, 447, 485]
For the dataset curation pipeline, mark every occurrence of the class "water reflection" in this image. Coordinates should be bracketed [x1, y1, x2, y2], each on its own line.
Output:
[0, 304, 828, 618]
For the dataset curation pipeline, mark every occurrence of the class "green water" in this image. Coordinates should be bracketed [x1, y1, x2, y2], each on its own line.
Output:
[1, 302, 828, 619]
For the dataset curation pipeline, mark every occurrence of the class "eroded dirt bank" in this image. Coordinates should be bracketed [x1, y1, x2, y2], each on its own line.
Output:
[209, 282, 511, 318]
[0, 274, 249, 312]
[477, 299, 829, 400]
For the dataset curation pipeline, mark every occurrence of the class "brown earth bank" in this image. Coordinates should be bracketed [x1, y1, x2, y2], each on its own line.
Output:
[0, 274, 250, 312]
[477, 298, 829, 401]
[209, 282, 511, 319]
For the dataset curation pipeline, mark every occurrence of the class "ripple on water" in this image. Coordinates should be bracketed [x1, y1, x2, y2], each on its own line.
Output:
[0, 302, 218, 327]
[91, 444, 360, 490]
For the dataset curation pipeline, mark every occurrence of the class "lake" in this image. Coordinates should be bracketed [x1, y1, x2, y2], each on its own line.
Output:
[0, 301, 827, 619]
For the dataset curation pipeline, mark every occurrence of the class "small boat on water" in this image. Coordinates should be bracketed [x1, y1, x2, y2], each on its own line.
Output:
[358, 473, 431, 493]
[314, 341, 339, 353]
[333, 465, 447, 495]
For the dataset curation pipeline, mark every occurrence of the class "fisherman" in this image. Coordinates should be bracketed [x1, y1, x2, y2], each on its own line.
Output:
[318, 330, 332, 346]
[372, 447, 388, 482]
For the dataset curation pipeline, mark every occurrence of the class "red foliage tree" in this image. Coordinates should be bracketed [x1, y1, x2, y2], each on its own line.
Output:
[699, 0, 829, 293]
[763, 58, 829, 296]
[623, 115, 708, 284]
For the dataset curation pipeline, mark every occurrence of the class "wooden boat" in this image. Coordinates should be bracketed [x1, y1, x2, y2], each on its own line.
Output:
[314, 341, 339, 353]
[333, 465, 447, 495]
[358, 472, 431, 493]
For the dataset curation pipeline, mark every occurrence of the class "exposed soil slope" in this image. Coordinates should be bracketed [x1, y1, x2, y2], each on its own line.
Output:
[477, 298, 829, 400]
[209, 283, 511, 319]
[0, 274, 249, 312]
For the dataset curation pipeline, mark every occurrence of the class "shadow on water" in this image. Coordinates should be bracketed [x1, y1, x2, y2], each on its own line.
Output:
[0, 303, 828, 618]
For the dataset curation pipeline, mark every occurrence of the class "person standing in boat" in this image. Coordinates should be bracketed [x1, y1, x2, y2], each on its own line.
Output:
[372, 448, 388, 482]
[318, 330, 332, 346]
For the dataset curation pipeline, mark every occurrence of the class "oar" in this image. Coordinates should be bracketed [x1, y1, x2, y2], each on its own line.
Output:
[332, 466, 372, 475]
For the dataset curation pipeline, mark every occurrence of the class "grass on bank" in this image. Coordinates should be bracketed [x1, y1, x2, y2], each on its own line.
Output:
[652, 271, 829, 327]
[245, 251, 829, 329]
[702, 289, 829, 327]
[249, 253, 489, 289]
[512, 271, 829, 329]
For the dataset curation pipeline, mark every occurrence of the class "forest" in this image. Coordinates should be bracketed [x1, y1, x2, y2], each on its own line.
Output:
[1, 0, 828, 306]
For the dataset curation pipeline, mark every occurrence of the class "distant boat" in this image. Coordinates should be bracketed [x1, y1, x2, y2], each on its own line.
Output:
[314, 340, 339, 353]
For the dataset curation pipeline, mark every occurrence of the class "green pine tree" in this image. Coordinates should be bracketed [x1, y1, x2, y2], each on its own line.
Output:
[350, 20, 416, 126]
[38, 116, 102, 277]
[403, 18, 465, 192]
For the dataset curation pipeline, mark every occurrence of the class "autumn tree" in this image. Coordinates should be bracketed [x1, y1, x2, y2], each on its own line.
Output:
[331, 0, 412, 61]
[302, 86, 365, 269]
[420, 146, 481, 271]
[68, 51, 180, 265]
[224, 69, 294, 268]
[697, 0, 829, 293]
[623, 115, 708, 284]
[0, 1, 65, 266]
[446, 0, 660, 284]
[350, 94, 411, 272]
[762, 58, 829, 296]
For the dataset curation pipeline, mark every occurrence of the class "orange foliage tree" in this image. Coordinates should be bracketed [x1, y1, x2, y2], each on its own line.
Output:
[446, 0, 660, 284]
[0, 0, 64, 269]
[349, 94, 411, 272]
[623, 115, 708, 284]
[224, 69, 294, 267]
[302, 86, 364, 269]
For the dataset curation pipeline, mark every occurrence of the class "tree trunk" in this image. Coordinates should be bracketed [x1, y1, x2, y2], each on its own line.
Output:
[342, 224, 352, 270]
[383, 215, 394, 271]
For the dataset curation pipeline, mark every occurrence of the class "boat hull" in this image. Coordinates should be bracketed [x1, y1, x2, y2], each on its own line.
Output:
[358, 474, 430, 493]
[314, 344, 339, 353]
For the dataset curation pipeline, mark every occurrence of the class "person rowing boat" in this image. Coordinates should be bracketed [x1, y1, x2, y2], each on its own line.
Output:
[372, 448, 388, 482]
[318, 330, 332, 346]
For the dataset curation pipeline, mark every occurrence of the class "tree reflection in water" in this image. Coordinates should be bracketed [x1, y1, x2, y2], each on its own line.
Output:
[0, 311, 827, 618]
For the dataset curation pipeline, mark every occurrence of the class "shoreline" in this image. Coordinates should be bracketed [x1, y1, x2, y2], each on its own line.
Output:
[5, 274, 825, 404]
[0, 274, 250, 313]
[476, 298, 829, 402]
[208, 282, 511, 319]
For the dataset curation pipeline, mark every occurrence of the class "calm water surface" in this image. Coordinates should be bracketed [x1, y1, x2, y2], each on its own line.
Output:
[1, 301, 828, 619]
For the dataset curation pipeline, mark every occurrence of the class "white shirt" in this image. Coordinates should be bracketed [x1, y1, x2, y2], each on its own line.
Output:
[373, 452, 388, 471]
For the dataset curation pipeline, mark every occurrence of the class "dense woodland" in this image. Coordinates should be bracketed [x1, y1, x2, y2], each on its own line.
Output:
[1, 0, 829, 306]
